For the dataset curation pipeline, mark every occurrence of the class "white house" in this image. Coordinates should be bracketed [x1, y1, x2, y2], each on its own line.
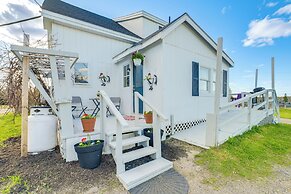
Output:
[19, 0, 278, 190]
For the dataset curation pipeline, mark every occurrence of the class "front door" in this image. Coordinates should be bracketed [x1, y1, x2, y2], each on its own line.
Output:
[133, 65, 143, 113]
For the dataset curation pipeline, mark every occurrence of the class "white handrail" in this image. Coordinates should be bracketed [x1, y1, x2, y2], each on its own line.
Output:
[97, 90, 128, 127]
[134, 92, 168, 121]
[220, 89, 271, 111]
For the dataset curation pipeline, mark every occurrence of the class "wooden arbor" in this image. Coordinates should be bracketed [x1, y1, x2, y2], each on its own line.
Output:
[11, 45, 78, 157]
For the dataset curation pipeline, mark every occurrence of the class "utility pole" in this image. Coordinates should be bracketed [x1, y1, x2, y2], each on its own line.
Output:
[21, 33, 29, 157]
[272, 57, 275, 90]
[255, 68, 258, 88]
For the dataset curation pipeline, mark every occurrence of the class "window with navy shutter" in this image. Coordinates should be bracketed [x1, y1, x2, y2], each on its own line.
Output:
[223, 70, 227, 97]
[192, 62, 199, 96]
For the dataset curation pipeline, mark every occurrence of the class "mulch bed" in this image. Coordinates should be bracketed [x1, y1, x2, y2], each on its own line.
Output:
[0, 137, 190, 193]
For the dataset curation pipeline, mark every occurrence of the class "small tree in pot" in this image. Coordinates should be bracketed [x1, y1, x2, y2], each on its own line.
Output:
[74, 136, 104, 169]
[81, 113, 96, 132]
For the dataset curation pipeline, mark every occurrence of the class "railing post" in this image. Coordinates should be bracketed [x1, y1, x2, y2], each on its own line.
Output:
[248, 97, 252, 129]
[134, 92, 139, 123]
[266, 90, 269, 116]
[205, 113, 217, 147]
[152, 111, 161, 158]
[116, 121, 124, 174]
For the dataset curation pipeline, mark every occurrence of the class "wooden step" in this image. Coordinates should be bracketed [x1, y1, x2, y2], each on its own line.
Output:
[109, 136, 150, 149]
[122, 147, 156, 163]
[117, 158, 173, 190]
[106, 124, 153, 136]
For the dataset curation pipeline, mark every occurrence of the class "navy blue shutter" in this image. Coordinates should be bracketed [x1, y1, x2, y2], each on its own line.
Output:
[192, 62, 199, 96]
[223, 70, 227, 97]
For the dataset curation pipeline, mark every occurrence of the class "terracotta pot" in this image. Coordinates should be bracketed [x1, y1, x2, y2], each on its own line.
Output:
[144, 113, 153, 124]
[81, 118, 96, 132]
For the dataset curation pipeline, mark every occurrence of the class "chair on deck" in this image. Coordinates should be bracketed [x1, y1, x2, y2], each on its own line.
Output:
[106, 97, 121, 117]
[72, 96, 88, 118]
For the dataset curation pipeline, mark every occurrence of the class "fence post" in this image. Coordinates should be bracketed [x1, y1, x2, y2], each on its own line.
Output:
[248, 97, 252, 129]
[153, 111, 161, 158]
[266, 90, 269, 116]
[205, 113, 217, 147]
[116, 121, 125, 174]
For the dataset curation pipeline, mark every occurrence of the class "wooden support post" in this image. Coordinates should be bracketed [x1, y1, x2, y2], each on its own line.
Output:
[153, 111, 161, 159]
[21, 33, 30, 157]
[248, 97, 252, 129]
[271, 57, 275, 90]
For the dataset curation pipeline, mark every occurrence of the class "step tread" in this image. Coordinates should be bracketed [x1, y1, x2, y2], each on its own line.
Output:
[122, 147, 156, 163]
[106, 124, 153, 136]
[109, 136, 150, 149]
[117, 158, 173, 190]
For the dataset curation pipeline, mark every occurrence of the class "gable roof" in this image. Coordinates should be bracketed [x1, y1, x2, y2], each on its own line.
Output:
[113, 13, 234, 67]
[42, 0, 140, 39]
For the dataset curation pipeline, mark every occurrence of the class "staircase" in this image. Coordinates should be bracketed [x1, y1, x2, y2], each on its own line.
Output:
[97, 90, 173, 190]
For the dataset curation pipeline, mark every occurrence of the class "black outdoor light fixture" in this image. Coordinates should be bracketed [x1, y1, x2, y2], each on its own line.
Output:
[145, 73, 157, 90]
[99, 73, 110, 86]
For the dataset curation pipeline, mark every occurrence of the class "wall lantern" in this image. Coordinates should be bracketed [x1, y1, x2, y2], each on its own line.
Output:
[144, 73, 157, 90]
[99, 73, 110, 86]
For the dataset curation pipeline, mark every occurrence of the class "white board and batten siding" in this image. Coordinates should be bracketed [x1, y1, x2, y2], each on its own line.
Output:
[50, 23, 133, 110]
[162, 23, 230, 121]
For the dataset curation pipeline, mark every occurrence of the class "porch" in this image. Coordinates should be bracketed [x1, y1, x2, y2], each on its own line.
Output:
[172, 89, 280, 148]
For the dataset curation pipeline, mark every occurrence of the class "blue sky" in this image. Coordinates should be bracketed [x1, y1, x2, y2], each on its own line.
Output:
[0, 0, 290, 96]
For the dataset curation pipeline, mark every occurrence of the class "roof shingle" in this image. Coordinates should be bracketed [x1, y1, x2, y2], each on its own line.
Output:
[42, 0, 141, 39]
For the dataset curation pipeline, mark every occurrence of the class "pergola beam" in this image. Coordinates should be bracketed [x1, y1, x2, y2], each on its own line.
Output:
[11, 45, 79, 59]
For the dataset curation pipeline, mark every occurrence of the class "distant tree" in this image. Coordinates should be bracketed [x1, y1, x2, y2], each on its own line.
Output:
[284, 93, 288, 109]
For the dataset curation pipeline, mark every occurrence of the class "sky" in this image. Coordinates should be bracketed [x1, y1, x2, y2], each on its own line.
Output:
[0, 0, 290, 96]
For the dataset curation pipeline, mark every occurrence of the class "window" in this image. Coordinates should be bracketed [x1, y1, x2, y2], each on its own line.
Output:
[74, 63, 88, 84]
[123, 64, 130, 87]
[200, 67, 210, 92]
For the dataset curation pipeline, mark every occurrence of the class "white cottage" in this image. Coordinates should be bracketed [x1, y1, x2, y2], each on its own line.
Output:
[23, 0, 279, 190]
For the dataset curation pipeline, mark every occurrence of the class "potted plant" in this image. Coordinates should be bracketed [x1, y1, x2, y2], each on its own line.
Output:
[143, 128, 164, 146]
[74, 136, 104, 169]
[81, 113, 96, 132]
[132, 51, 144, 66]
[144, 111, 153, 124]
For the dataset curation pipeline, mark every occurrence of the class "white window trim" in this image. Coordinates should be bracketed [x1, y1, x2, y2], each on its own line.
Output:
[73, 62, 89, 85]
[123, 64, 130, 87]
[199, 66, 211, 95]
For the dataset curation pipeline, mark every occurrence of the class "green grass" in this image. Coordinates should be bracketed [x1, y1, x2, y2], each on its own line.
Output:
[280, 108, 291, 119]
[0, 176, 29, 194]
[196, 124, 291, 179]
[0, 114, 21, 145]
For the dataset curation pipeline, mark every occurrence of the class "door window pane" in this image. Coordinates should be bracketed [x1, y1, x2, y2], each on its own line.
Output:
[74, 63, 88, 84]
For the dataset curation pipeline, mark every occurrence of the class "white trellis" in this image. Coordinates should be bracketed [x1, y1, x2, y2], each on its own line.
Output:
[11, 45, 78, 157]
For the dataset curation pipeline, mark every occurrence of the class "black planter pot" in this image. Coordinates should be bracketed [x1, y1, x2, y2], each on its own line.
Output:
[143, 128, 164, 147]
[74, 140, 104, 169]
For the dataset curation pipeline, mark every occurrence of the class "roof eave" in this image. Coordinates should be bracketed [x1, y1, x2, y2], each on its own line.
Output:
[41, 9, 142, 43]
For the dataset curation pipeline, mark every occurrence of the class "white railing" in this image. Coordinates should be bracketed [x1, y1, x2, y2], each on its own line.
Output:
[206, 89, 280, 147]
[97, 90, 129, 174]
[134, 92, 167, 158]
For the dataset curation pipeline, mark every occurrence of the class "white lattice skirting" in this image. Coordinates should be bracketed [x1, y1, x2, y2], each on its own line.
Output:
[165, 119, 206, 135]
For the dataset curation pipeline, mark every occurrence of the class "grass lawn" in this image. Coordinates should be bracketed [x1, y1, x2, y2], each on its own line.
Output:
[280, 108, 291, 119]
[0, 114, 21, 145]
[196, 124, 291, 179]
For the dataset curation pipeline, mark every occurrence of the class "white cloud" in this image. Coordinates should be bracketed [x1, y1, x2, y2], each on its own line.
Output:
[243, 16, 291, 47]
[266, 2, 278, 7]
[221, 5, 231, 15]
[274, 4, 291, 15]
[0, 0, 45, 46]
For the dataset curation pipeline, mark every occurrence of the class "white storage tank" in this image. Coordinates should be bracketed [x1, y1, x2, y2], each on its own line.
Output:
[28, 107, 58, 153]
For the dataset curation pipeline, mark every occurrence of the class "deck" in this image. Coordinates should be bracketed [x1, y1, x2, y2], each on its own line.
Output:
[172, 108, 272, 148]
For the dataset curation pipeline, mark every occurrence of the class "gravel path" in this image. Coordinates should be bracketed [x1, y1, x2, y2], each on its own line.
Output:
[281, 118, 291, 124]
